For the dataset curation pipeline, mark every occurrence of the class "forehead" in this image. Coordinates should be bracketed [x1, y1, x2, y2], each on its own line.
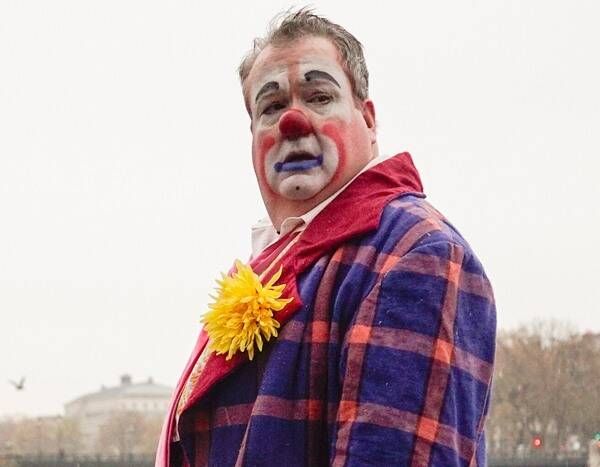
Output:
[245, 36, 350, 102]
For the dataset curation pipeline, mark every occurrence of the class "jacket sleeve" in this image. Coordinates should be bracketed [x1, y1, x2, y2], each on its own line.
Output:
[331, 240, 496, 467]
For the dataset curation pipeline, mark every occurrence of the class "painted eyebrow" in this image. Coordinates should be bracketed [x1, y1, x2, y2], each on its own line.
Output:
[304, 70, 340, 88]
[254, 81, 280, 103]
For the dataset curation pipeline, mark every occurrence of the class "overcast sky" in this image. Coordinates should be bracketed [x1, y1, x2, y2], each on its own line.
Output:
[1, 1, 599, 416]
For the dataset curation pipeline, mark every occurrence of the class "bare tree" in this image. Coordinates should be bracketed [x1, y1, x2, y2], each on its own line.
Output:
[488, 321, 600, 457]
[96, 411, 163, 457]
[0, 415, 81, 457]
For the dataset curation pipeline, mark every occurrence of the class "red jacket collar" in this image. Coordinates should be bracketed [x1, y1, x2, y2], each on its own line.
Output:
[296, 152, 423, 270]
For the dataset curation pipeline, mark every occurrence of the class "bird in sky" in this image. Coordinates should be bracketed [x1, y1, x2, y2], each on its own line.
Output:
[8, 377, 25, 390]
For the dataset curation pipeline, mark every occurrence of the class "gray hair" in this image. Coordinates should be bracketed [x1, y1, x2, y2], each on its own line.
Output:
[238, 8, 369, 111]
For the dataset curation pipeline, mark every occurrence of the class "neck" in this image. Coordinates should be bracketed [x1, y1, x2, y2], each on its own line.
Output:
[267, 194, 328, 232]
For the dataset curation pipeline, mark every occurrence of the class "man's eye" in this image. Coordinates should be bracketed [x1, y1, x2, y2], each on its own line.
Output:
[308, 94, 332, 105]
[262, 102, 285, 115]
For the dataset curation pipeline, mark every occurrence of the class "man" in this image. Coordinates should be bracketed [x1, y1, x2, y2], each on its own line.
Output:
[156, 9, 495, 467]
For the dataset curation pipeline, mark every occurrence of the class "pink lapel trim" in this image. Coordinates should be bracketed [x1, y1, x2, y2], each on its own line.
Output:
[154, 331, 208, 467]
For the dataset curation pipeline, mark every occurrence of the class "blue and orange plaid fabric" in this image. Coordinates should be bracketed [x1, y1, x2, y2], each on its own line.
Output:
[174, 193, 496, 466]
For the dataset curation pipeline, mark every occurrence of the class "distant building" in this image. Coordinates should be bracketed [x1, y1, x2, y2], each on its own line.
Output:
[64, 374, 171, 454]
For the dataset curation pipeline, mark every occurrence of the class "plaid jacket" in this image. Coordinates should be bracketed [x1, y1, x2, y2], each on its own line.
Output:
[156, 153, 496, 467]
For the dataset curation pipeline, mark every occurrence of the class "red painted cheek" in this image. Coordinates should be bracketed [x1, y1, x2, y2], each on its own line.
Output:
[321, 122, 348, 185]
[258, 133, 276, 158]
[254, 132, 277, 196]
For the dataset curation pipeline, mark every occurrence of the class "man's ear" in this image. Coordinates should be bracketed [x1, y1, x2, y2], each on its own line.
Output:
[361, 99, 377, 144]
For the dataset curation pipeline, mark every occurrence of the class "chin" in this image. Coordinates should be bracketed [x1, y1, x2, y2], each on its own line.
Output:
[277, 174, 329, 201]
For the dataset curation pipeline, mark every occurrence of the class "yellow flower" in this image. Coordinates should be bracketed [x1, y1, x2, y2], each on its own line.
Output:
[202, 260, 292, 361]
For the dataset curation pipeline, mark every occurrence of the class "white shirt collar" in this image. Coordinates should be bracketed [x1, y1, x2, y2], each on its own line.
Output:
[250, 154, 394, 258]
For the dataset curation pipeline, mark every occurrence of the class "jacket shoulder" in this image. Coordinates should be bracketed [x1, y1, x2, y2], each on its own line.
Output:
[370, 194, 477, 258]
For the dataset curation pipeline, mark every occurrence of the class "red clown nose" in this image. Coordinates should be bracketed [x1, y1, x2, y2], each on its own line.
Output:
[279, 109, 312, 140]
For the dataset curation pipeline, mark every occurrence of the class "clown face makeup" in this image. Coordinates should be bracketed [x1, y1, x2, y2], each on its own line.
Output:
[245, 36, 377, 228]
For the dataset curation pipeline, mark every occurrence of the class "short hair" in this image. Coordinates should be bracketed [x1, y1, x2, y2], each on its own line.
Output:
[238, 8, 369, 112]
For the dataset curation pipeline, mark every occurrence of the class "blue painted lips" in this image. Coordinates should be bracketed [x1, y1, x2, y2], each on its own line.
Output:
[274, 154, 324, 173]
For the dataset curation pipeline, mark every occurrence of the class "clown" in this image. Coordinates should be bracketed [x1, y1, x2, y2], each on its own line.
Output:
[246, 35, 376, 228]
[157, 9, 496, 467]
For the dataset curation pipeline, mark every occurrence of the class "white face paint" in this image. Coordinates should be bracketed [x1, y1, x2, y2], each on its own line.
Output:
[245, 36, 377, 226]
[263, 113, 340, 201]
